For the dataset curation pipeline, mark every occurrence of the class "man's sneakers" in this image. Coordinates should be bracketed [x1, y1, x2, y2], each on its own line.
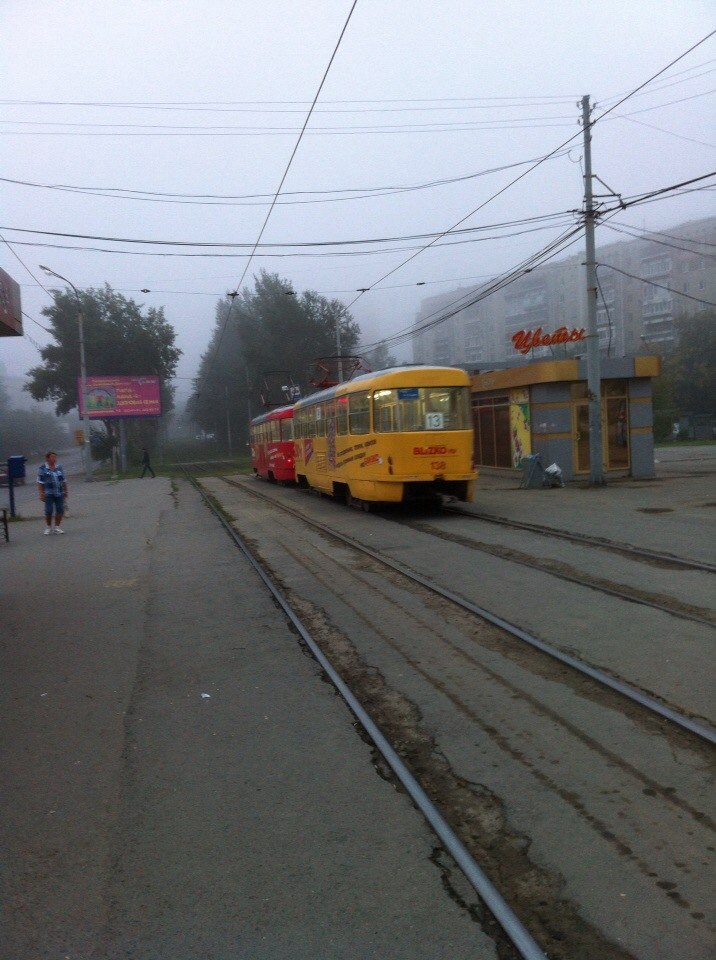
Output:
[43, 526, 52, 535]
[54, 526, 64, 534]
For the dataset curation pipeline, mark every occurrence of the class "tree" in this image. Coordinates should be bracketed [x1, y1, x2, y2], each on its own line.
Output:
[0, 368, 66, 461]
[189, 271, 360, 446]
[667, 310, 715, 417]
[362, 340, 398, 372]
[25, 285, 181, 458]
[27, 284, 181, 415]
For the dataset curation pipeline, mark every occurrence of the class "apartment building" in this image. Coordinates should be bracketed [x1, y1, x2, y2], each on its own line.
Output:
[411, 217, 715, 366]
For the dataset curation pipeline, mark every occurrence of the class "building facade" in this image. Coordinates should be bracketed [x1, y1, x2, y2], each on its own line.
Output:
[470, 356, 661, 482]
[411, 217, 715, 366]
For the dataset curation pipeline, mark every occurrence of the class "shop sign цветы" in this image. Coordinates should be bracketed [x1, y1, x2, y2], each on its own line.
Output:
[512, 326, 586, 355]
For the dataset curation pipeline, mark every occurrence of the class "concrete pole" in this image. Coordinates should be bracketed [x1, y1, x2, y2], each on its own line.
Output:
[40, 267, 93, 482]
[581, 95, 605, 485]
[335, 314, 343, 383]
[119, 418, 128, 473]
[225, 384, 233, 456]
[77, 305, 93, 482]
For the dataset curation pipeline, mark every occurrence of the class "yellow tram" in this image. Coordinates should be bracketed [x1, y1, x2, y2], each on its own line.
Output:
[293, 366, 476, 507]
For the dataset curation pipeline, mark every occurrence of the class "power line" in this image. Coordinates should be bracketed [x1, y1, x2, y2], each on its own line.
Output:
[591, 30, 716, 125]
[597, 262, 716, 306]
[342, 30, 716, 315]
[614, 113, 716, 149]
[0, 210, 577, 250]
[600, 171, 716, 214]
[4, 87, 712, 134]
[0, 151, 572, 208]
[358, 225, 585, 353]
[208, 0, 358, 374]
[603, 222, 716, 258]
[0, 232, 52, 295]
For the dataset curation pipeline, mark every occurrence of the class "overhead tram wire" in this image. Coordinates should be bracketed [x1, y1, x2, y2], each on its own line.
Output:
[204, 0, 358, 378]
[341, 28, 716, 316]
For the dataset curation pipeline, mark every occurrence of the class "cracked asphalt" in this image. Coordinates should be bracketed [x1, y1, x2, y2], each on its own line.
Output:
[0, 471, 493, 960]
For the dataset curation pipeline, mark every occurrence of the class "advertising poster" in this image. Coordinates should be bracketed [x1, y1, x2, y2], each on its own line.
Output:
[77, 376, 161, 418]
[510, 388, 531, 467]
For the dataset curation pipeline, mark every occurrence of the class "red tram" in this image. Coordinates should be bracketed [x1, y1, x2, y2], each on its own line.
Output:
[249, 405, 296, 483]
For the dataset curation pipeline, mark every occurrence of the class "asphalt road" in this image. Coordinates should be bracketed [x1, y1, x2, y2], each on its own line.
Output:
[0, 475, 491, 960]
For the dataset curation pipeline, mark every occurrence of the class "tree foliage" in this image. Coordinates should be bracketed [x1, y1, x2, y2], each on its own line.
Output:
[0, 369, 66, 461]
[362, 341, 398, 372]
[188, 271, 360, 444]
[665, 310, 715, 416]
[25, 284, 181, 418]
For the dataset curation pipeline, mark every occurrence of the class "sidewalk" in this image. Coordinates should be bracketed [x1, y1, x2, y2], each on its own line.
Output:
[0, 476, 490, 960]
[471, 446, 716, 564]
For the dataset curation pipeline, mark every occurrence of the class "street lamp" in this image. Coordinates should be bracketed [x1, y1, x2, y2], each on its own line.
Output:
[40, 265, 93, 482]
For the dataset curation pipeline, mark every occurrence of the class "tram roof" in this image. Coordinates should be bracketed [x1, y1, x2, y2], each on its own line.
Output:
[250, 403, 294, 425]
[295, 365, 469, 408]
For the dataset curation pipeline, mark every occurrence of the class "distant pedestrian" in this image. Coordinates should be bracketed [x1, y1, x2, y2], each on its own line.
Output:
[140, 447, 156, 478]
[37, 451, 68, 535]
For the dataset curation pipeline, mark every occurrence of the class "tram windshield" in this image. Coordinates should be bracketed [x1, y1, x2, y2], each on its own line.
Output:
[373, 386, 471, 433]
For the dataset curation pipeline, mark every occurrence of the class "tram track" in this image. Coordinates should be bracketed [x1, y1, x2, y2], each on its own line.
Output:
[186, 469, 715, 960]
[443, 504, 716, 574]
[216, 474, 715, 746]
[180, 469, 548, 960]
[397, 516, 716, 629]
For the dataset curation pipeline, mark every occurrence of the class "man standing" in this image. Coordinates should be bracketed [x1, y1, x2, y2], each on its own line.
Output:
[37, 451, 68, 535]
[140, 447, 155, 478]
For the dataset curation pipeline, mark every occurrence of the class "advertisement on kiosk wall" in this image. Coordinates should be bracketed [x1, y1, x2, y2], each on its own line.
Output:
[77, 375, 161, 418]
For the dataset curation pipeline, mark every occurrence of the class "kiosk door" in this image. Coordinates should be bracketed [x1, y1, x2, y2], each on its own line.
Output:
[573, 401, 592, 474]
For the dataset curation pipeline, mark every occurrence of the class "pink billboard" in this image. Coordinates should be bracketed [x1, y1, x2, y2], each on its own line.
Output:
[77, 375, 161, 419]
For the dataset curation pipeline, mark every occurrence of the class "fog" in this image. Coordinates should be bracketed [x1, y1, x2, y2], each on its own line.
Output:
[2, 1, 714, 407]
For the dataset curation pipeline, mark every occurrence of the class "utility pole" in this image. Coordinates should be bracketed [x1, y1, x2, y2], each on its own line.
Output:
[225, 384, 233, 456]
[40, 266, 93, 482]
[335, 314, 343, 384]
[581, 95, 605, 485]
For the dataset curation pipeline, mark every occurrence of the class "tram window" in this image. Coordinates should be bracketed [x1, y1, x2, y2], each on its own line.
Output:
[374, 387, 471, 432]
[349, 392, 370, 434]
[302, 408, 313, 438]
[270, 421, 280, 441]
[281, 419, 294, 441]
[315, 404, 325, 437]
[336, 396, 348, 435]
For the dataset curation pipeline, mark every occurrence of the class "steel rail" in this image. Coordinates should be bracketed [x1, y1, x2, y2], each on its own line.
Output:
[395, 518, 715, 629]
[183, 469, 548, 960]
[219, 475, 716, 747]
[444, 505, 716, 574]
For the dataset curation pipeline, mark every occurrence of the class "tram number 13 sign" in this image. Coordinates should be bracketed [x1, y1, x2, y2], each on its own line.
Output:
[512, 326, 586, 355]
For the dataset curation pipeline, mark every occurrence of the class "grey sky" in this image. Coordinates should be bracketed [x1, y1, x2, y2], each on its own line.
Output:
[2, 0, 714, 399]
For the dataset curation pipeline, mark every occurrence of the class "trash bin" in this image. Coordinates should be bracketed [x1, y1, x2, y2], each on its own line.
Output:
[7, 455, 27, 485]
[520, 453, 546, 489]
